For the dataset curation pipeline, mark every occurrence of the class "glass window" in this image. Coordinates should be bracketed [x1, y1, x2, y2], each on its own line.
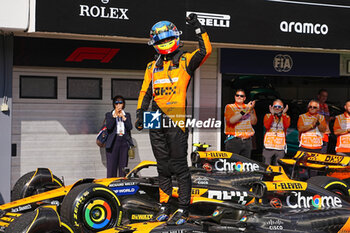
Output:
[20, 76, 57, 99]
[67, 77, 102, 99]
[111, 79, 142, 100]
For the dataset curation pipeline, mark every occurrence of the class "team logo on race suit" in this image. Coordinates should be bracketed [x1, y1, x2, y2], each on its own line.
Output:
[214, 159, 260, 172]
[273, 54, 293, 72]
[144, 110, 161, 129]
[154, 86, 177, 96]
[286, 191, 342, 209]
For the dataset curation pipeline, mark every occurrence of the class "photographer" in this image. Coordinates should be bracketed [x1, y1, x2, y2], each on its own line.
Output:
[262, 99, 290, 165]
[297, 100, 327, 153]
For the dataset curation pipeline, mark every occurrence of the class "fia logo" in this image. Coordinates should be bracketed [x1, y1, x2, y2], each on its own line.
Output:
[273, 54, 293, 72]
[144, 110, 161, 129]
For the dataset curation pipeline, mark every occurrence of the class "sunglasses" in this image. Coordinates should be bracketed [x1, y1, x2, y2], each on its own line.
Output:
[235, 94, 245, 98]
[273, 105, 283, 109]
[115, 101, 123, 104]
[308, 106, 318, 109]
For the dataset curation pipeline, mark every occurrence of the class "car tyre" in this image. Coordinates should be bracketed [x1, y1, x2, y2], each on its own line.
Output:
[307, 176, 350, 198]
[60, 183, 122, 232]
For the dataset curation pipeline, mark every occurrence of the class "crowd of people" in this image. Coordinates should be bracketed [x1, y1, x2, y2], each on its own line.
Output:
[224, 89, 350, 165]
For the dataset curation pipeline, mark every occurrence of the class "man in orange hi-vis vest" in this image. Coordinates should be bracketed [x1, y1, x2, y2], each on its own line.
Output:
[297, 100, 328, 153]
[263, 99, 290, 165]
[333, 100, 350, 156]
[224, 89, 257, 158]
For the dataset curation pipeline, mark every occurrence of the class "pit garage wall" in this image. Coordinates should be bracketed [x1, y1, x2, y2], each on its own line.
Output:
[195, 48, 219, 150]
[0, 35, 13, 203]
[11, 68, 152, 186]
[11, 46, 211, 187]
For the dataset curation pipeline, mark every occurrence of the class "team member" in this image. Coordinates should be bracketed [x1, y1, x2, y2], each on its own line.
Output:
[262, 99, 290, 165]
[297, 100, 327, 153]
[317, 89, 331, 153]
[224, 89, 257, 158]
[105, 96, 133, 178]
[333, 100, 350, 156]
[135, 14, 211, 225]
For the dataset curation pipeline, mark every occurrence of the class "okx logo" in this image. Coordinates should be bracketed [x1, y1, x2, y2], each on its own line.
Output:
[144, 110, 161, 129]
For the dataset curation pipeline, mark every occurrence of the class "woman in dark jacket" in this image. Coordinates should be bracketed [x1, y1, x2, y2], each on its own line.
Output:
[105, 95, 133, 177]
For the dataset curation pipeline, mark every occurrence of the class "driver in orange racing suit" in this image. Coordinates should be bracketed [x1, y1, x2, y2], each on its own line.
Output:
[135, 14, 211, 225]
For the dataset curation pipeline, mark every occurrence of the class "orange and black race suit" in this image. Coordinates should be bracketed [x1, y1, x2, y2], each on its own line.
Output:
[136, 32, 211, 209]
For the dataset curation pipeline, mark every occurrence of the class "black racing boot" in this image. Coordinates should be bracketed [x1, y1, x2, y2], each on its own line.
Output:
[166, 208, 189, 225]
[151, 204, 171, 222]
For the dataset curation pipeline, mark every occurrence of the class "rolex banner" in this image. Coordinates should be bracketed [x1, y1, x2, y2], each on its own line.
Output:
[36, 0, 350, 50]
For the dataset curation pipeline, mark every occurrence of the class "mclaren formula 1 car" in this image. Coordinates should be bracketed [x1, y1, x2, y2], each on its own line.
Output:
[279, 150, 350, 199]
[1, 144, 350, 232]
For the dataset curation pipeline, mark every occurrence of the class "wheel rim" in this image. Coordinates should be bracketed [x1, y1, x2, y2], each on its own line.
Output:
[83, 198, 112, 230]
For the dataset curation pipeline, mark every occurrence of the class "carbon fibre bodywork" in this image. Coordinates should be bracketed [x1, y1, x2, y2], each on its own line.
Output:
[2, 147, 350, 232]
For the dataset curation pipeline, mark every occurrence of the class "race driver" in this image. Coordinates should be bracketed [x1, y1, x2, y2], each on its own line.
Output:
[135, 14, 211, 225]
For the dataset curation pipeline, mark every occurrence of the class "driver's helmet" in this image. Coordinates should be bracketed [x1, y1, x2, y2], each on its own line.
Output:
[148, 21, 182, 55]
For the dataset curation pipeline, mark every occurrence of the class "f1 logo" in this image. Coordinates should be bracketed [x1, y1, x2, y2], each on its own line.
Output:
[66, 47, 120, 63]
[144, 110, 161, 129]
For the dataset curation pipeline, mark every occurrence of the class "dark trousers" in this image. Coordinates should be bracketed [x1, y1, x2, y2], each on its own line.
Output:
[225, 137, 252, 159]
[106, 136, 129, 178]
[149, 126, 191, 210]
[263, 148, 285, 165]
[321, 141, 328, 154]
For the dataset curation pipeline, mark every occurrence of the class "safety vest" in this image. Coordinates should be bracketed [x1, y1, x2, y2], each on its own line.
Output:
[335, 114, 350, 152]
[299, 114, 324, 149]
[264, 114, 286, 150]
[224, 103, 255, 139]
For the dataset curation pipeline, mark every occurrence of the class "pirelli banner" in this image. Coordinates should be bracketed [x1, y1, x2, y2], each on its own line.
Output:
[36, 0, 350, 50]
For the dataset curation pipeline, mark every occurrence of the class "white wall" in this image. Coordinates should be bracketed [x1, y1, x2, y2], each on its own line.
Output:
[0, 0, 29, 31]
[12, 67, 154, 186]
[196, 48, 220, 151]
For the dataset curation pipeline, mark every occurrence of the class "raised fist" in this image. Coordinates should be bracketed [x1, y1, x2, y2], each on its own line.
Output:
[186, 13, 198, 25]
[187, 13, 203, 28]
